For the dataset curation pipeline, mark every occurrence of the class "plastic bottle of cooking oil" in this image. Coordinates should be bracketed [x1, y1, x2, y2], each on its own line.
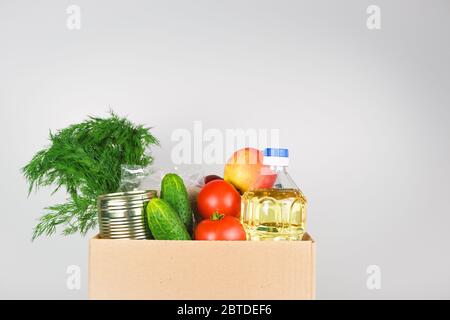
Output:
[241, 148, 307, 241]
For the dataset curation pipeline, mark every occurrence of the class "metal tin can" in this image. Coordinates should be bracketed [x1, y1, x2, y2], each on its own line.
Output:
[97, 190, 157, 240]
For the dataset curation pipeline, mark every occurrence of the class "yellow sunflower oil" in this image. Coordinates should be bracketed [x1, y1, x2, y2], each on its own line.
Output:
[241, 148, 307, 241]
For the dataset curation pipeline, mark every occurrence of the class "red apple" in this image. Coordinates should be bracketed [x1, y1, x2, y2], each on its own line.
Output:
[223, 147, 276, 193]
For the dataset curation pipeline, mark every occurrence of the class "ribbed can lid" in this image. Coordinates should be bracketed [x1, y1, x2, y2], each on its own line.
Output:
[98, 190, 156, 211]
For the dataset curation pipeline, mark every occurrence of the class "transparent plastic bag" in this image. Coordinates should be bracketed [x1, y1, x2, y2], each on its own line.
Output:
[118, 164, 205, 213]
[142, 165, 204, 196]
[118, 165, 151, 192]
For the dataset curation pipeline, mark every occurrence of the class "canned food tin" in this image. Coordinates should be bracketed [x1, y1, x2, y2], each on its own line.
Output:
[97, 190, 157, 240]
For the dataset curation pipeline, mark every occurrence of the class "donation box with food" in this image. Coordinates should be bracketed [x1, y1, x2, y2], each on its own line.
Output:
[23, 113, 315, 300]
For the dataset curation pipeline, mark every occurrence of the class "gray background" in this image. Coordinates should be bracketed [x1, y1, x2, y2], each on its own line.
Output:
[1, 0, 449, 299]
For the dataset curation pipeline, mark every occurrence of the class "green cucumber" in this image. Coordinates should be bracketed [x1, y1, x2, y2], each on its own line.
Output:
[160, 173, 193, 231]
[146, 198, 191, 240]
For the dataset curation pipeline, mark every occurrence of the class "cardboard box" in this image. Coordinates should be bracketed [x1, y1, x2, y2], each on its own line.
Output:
[89, 233, 315, 300]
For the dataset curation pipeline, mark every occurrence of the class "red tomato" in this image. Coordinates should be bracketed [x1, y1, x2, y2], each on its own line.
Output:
[197, 180, 241, 219]
[195, 214, 246, 241]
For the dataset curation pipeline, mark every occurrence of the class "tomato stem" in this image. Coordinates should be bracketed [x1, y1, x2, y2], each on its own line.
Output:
[211, 211, 224, 221]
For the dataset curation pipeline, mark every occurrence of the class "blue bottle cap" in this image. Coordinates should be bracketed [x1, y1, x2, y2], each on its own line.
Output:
[263, 148, 289, 158]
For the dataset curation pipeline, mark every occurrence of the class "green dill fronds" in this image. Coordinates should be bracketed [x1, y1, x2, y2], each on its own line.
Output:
[23, 112, 159, 240]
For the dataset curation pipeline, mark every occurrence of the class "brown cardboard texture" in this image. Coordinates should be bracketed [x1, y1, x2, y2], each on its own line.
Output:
[89, 233, 315, 300]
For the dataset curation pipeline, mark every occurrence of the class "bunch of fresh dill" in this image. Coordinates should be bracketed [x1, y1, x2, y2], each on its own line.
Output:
[23, 112, 159, 240]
